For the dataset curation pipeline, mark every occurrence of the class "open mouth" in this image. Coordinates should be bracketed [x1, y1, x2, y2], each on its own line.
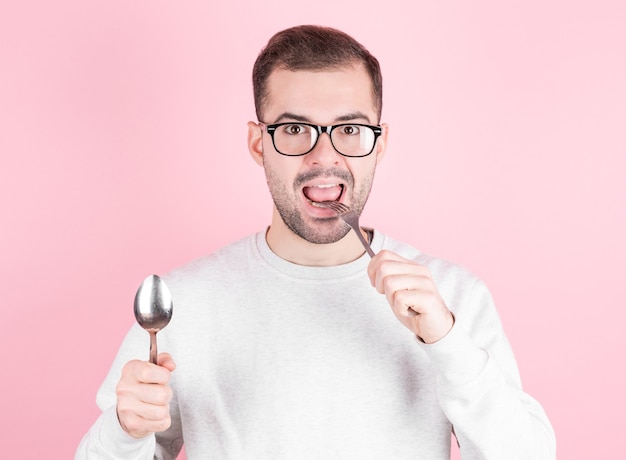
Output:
[303, 184, 344, 206]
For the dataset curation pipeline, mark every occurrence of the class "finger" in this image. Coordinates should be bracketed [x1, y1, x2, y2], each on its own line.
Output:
[137, 381, 173, 407]
[118, 389, 171, 420]
[392, 276, 445, 309]
[131, 361, 171, 385]
[373, 260, 420, 294]
[380, 271, 429, 297]
[116, 379, 173, 437]
[377, 269, 433, 311]
[157, 352, 176, 372]
[117, 375, 171, 406]
[120, 359, 170, 386]
[369, 252, 431, 294]
[393, 288, 426, 317]
[367, 250, 403, 285]
[118, 408, 172, 438]
[367, 249, 405, 274]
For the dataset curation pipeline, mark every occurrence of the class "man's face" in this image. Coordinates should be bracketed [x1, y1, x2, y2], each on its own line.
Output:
[254, 64, 387, 244]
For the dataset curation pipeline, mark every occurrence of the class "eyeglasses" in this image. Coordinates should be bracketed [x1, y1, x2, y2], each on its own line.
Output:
[261, 122, 383, 157]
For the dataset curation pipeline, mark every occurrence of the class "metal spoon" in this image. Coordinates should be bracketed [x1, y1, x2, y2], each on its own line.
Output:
[133, 274, 173, 364]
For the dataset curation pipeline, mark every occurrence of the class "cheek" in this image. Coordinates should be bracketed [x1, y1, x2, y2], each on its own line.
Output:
[264, 157, 299, 193]
[349, 163, 377, 205]
[350, 160, 376, 187]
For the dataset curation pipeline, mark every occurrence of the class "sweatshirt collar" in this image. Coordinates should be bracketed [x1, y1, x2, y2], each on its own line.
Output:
[253, 229, 384, 281]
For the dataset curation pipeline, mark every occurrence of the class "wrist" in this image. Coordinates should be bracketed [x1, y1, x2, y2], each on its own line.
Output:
[417, 311, 455, 344]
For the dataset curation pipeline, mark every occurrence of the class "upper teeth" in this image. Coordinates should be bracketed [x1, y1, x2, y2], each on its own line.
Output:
[312, 184, 339, 188]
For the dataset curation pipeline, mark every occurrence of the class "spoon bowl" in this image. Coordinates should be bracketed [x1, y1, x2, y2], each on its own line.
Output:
[133, 274, 173, 364]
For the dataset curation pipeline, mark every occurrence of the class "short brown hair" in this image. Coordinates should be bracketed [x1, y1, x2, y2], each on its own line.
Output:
[252, 25, 383, 122]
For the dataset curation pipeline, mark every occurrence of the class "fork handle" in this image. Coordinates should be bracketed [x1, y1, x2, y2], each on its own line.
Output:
[354, 228, 376, 258]
[353, 228, 418, 317]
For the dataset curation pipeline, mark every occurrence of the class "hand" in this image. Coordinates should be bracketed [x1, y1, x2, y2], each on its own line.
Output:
[116, 352, 176, 439]
[367, 250, 454, 343]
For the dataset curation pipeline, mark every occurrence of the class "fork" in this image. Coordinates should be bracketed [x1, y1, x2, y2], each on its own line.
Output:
[316, 201, 375, 258]
[318, 200, 418, 317]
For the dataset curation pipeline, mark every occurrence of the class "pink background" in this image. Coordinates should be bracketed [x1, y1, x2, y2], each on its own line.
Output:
[1, 1, 624, 458]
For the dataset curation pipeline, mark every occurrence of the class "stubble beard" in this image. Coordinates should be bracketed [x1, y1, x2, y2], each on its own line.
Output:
[264, 165, 375, 245]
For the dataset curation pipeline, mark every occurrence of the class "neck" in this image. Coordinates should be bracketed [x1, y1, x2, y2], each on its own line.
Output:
[265, 210, 368, 267]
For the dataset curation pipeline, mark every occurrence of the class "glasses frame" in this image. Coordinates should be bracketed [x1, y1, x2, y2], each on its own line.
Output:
[261, 122, 383, 158]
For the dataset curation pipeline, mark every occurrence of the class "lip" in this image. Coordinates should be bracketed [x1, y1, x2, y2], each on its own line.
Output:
[301, 178, 345, 188]
[304, 199, 337, 217]
[301, 181, 346, 199]
[300, 181, 346, 217]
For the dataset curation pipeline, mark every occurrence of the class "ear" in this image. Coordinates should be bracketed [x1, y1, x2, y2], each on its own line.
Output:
[247, 121, 264, 166]
[374, 123, 389, 165]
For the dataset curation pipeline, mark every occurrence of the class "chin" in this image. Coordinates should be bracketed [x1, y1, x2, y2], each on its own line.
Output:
[305, 235, 343, 245]
[285, 217, 350, 244]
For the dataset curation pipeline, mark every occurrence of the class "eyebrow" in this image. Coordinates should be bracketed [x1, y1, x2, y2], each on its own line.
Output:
[272, 111, 372, 124]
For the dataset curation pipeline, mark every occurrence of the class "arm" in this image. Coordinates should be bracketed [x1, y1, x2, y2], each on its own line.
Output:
[75, 325, 183, 460]
[368, 250, 556, 459]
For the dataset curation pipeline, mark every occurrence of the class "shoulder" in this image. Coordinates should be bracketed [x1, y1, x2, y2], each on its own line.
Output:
[378, 232, 501, 332]
[379, 232, 480, 288]
[163, 233, 258, 286]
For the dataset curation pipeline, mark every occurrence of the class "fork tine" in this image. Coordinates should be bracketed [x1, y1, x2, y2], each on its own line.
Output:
[318, 200, 349, 214]
[317, 201, 379, 260]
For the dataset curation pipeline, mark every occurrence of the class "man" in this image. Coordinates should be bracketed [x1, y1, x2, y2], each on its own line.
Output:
[76, 25, 555, 459]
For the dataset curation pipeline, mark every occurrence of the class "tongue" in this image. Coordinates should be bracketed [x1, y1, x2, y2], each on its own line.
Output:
[303, 185, 342, 203]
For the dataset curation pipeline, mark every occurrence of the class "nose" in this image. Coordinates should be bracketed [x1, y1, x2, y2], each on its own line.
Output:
[305, 132, 342, 166]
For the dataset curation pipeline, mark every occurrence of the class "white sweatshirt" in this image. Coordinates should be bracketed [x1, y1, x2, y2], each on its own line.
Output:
[76, 231, 556, 459]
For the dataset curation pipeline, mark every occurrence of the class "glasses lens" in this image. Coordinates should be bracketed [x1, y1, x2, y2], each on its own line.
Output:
[270, 123, 378, 156]
[331, 124, 376, 157]
[272, 123, 318, 156]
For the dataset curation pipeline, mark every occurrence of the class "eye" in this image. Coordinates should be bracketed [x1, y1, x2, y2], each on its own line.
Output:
[340, 125, 360, 135]
[281, 124, 308, 135]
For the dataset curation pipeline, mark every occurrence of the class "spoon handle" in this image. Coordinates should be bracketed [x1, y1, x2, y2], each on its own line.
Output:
[149, 331, 158, 364]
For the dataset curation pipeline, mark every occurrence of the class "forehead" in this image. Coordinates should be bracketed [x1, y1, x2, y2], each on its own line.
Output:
[263, 65, 378, 124]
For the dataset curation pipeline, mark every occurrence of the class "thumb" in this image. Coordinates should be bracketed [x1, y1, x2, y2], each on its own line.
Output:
[156, 352, 176, 372]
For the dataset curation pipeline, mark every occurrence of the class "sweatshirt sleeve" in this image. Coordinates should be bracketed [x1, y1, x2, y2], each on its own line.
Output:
[74, 407, 156, 460]
[75, 324, 183, 460]
[416, 279, 556, 460]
